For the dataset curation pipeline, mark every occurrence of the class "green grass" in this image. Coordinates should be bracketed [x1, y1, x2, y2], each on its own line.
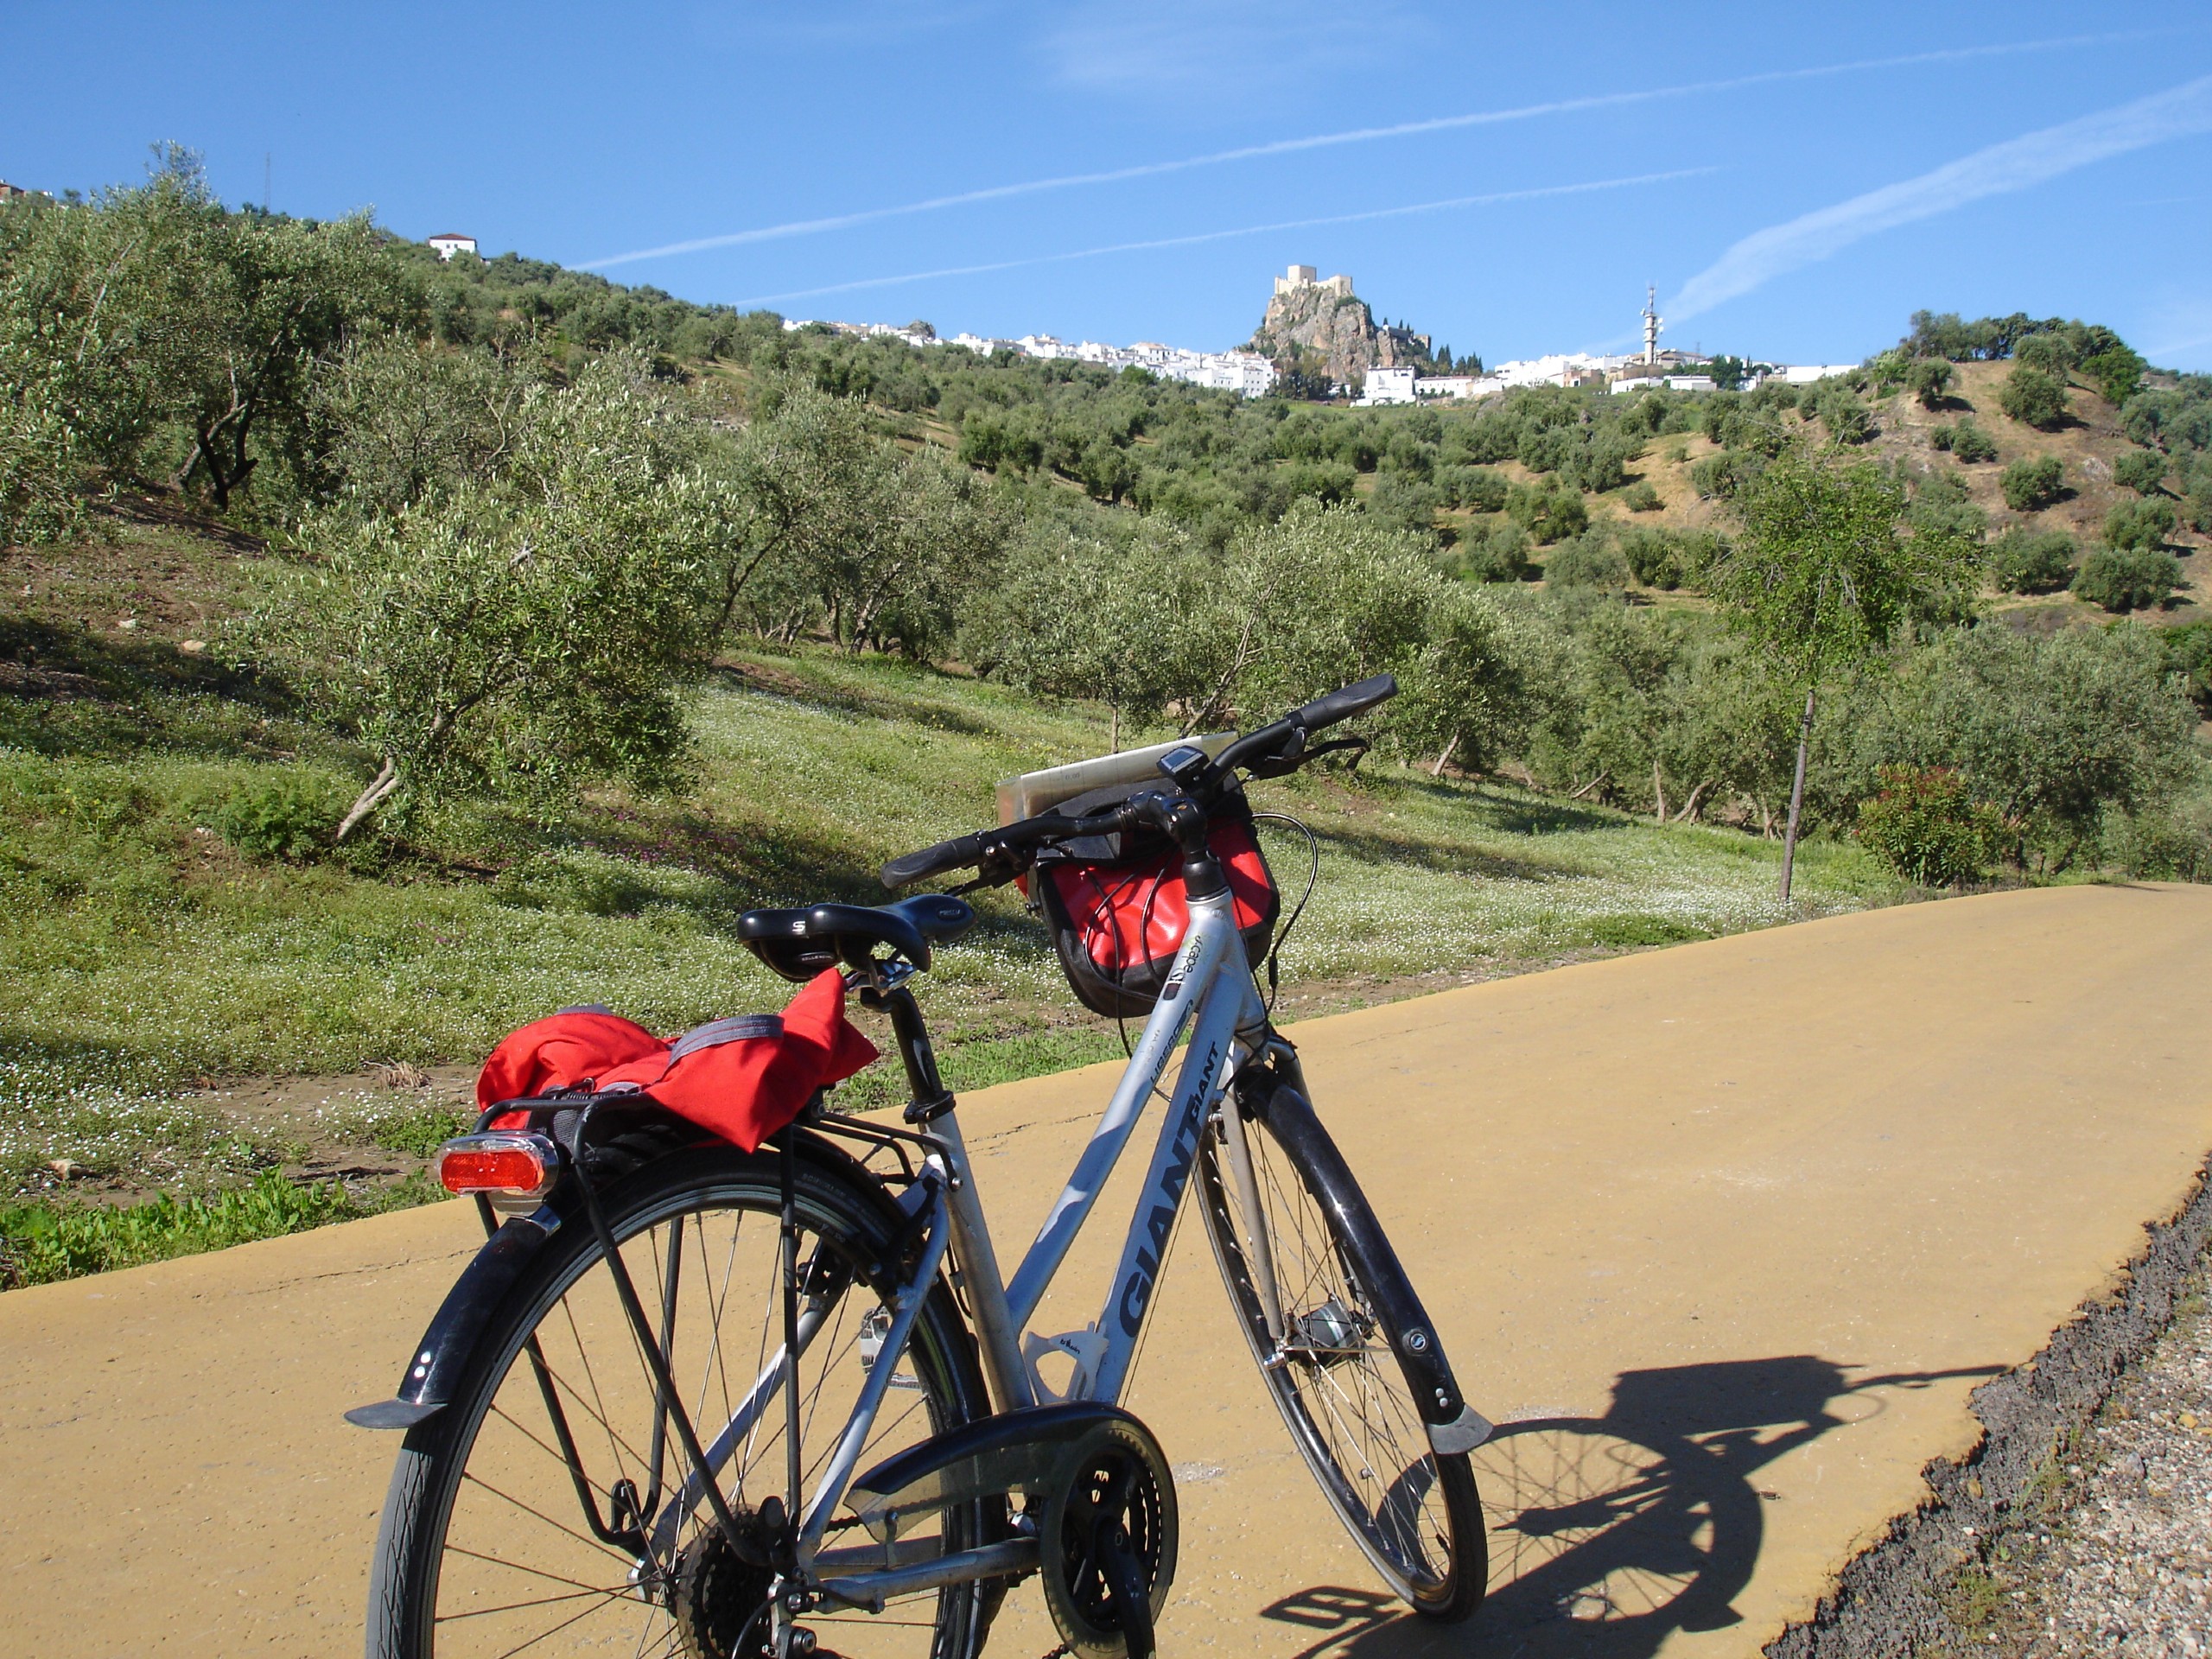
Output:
[0, 1169, 445, 1288]
[0, 633, 1895, 1198]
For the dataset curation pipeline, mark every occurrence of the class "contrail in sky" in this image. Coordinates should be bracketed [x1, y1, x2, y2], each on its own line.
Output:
[1671, 73, 2212, 320]
[578, 29, 2167, 270]
[731, 169, 1713, 308]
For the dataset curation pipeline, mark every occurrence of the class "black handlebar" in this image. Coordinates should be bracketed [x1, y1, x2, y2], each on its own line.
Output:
[1294, 673, 1397, 732]
[880, 675, 1397, 889]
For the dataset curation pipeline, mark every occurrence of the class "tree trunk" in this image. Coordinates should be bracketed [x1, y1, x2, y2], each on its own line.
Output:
[1652, 760, 1668, 825]
[335, 758, 401, 842]
[1779, 684, 1817, 902]
[1109, 702, 1120, 753]
[1672, 780, 1712, 823]
[1430, 734, 1458, 779]
[1570, 770, 1609, 802]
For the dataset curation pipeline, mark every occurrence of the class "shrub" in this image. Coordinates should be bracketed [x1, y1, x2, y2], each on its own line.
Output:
[1455, 519, 1531, 582]
[1505, 481, 1586, 543]
[1998, 366, 2069, 429]
[1542, 531, 1632, 589]
[2013, 333, 2075, 372]
[1908, 358, 1953, 409]
[1856, 766, 2001, 887]
[2112, 448, 2168, 495]
[2103, 497, 2177, 551]
[1448, 466, 1510, 514]
[1999, 454, 2065, 512]
[1988, 528, 2077, 594]
[2161, 620, 2212, 715]
[2080, 346, 2148, 406]
[2072, 545, 2183, 613]
[1617, 524, 1712, 590]
[1689, 448, 1764, 500]
[1949, 420, 1998, 463]
[214, 774, 338, 861]
[1620, 479, 1662, 512]
[1816, 385, 1876, 443]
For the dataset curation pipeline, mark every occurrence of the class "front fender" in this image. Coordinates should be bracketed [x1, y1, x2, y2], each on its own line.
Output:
[344, 1206, 561, 1430]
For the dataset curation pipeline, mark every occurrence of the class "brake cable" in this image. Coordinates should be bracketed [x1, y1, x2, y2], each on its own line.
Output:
[1250, 812, 1321, 1017]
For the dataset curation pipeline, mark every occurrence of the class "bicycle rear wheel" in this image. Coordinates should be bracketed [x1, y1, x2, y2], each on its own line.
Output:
[366, 1139, 995, 1659]
[1195, 1084, 1485, 1620]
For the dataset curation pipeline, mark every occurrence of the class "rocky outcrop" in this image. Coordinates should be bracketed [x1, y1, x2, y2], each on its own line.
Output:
[1247, 270, 1432, 387]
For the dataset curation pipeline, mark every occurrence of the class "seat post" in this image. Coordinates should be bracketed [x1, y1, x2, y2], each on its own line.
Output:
[880, 985, 955, 1124]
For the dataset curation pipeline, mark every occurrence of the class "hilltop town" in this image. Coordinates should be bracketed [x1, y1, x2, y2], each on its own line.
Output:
[792, 264, 1862, 405]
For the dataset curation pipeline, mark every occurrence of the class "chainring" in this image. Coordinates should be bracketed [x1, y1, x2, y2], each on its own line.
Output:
[1038, 1415, 1179, 1659]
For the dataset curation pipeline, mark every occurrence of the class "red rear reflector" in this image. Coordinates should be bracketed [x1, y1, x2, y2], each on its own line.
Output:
[437, 1133, 556, 1198]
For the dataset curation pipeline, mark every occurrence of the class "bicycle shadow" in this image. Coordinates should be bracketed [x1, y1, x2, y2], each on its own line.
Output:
[1260, 1354, 2001, 1659]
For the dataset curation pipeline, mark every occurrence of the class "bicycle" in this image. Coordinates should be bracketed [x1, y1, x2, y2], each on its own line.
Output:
[349, 673, 1493, 1659]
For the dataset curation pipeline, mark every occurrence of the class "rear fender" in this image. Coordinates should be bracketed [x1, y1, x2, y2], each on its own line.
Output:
[342, 1122, 922, 1431]
[345, 1206, 562, 1429]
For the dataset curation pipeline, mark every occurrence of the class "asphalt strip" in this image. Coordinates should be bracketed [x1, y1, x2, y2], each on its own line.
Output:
[1, 882, 2209, 1657]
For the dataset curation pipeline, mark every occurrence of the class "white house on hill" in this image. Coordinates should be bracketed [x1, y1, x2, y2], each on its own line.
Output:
[1355, 365, 1418, 406]
[428, 232, 479, 261]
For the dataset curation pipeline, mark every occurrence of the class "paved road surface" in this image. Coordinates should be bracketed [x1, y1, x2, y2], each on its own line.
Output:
[3, 884, 2209, 1657]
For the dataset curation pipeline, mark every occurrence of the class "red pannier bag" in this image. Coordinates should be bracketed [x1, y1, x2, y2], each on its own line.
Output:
[1030, 783, 1279, 1020]
[476, 969, 877, 1153]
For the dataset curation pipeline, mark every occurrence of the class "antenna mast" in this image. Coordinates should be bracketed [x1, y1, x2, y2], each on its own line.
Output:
[1642, 283, 1662, 367]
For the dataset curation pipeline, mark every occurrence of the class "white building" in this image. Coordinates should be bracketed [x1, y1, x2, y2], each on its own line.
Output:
[428, 232, 479, 261]
[1416, 374, 1504, 400]
[1774, 364, 1860, 385]
[1274, 263, 1355, 300]
[1355, 365, 1418, 406]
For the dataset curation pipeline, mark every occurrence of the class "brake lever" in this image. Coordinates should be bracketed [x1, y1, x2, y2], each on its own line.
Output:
[1247, 734, 1368, 779]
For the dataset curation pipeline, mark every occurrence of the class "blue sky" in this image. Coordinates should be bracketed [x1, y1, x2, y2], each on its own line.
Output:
[8, 2, 2212, 370]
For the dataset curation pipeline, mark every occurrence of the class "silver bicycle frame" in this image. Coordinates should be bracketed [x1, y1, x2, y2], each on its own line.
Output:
[649, 885, 1278, 1595]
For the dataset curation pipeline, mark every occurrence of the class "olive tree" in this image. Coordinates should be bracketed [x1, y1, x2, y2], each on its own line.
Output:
[240, 356, 723, 838]
[1702, 444, 1982, 899]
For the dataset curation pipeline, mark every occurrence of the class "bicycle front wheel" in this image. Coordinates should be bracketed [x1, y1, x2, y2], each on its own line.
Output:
[1195, 1084, 1485, 1621]
[365, 1140, 995, 1659]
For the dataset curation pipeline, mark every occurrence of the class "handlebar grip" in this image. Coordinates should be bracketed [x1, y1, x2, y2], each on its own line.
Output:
[880, 830, 987, 889]
[1294, 674, 1398, 732]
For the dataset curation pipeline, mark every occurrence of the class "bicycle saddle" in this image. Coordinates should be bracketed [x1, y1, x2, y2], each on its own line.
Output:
[739, 893, 976, 982]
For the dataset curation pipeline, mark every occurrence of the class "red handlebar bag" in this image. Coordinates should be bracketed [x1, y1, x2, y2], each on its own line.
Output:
[477, 969, 878, 1153]
[1028, 781, 1279, 1020]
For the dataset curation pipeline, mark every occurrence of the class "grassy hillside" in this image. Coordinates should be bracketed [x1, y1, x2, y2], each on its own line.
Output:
[1567, 359, 2208, 618]
[1, 511, 1894, 1267]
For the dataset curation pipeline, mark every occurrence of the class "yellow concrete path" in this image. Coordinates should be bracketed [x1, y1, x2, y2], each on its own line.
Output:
[3, 884, 2209, 1658]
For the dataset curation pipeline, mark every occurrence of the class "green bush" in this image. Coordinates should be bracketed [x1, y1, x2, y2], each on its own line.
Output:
[1998, 366, 2069, 429]
[1620, 479, 1662, 512]
[1816, 385, 1876, 444]
[1999, 454, 2065, 511]
[214, 774, 338, 861]
[1454, 519, 1532, 582]
[2160, 620, 2212, 715]
[2112, 448, 2168, 495]
[1617, 524, 1714, 591]
[2103, 497, 2176, 551]
[1855, 766, 2001, 887]
[1504, 481, 1587, 543]
[2081, 346, 2148, 406]
[1989, 528, 2077, 594]
[2072, 545, 2183, 613]
[1543, 531, 1632, 589]
[1949, 420, 1998, 463]
[2012, 333, 2075, 372]
[1689, 448, 1765, 500]
[1908, 358, 1953, 409]
[1447, 466, 1510, 514]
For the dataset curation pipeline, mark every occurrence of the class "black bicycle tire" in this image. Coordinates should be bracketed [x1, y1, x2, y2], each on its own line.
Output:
[1195, 1098, 1486, 1622]
[365, 1142, 995, 1659]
